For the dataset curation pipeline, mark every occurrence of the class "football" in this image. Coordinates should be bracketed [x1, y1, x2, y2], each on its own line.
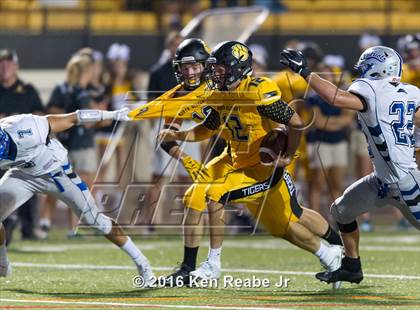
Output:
[259, 128, 288, 165]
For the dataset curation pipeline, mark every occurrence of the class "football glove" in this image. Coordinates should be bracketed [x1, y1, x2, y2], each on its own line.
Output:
[108, 108, 131, 122]
[181, 156, 210, 182]
[279, 49, 311, 78]
[76, 108, 131, 124]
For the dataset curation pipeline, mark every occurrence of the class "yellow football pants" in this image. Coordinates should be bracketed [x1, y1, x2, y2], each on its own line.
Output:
[183, 151, 302, 237]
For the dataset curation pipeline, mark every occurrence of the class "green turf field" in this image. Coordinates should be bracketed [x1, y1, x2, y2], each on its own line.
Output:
[1, 230, 419, 309]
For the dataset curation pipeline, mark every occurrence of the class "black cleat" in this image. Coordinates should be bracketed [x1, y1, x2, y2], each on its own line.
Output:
[316, 267, 363, 284]
[165, 264, 194, 287]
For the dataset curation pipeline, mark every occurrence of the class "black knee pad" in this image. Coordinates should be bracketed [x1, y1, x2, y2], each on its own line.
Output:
[337, 220, 358, 233]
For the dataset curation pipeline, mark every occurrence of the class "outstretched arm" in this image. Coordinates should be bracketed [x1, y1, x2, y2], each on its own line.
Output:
[47, 108, 130, 133]
[46, 112, 78, 133]
[306, 73, 365, 111]
[160, 118, 187, 160]
[279, 49, 365, 111]
[158, 106, 221, 143]
[158, 122, 215, 143]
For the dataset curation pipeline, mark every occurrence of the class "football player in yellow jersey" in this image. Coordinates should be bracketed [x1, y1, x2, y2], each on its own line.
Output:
[159, 41, 343, 287]
[128, 38, 212, 181]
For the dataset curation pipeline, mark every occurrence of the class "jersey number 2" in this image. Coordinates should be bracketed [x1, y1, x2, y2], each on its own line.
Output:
[389, 101, 415, 146]
[223, 115, 248, 141]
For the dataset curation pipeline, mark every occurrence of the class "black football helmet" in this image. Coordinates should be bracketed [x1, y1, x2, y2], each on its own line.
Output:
[173, 38, 211, 89]
[206, 41, 253, 90]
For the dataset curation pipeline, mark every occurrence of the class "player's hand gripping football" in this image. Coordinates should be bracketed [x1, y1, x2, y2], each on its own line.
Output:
[181, 155, 210, 182]
[275, 154, 293, 168]
[279, 49, 311, 78]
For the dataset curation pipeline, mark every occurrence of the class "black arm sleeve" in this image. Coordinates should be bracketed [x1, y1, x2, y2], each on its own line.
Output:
[256, 100, 295, 124]
[202, 106, 221, 130]
[160, 124, 180, 154]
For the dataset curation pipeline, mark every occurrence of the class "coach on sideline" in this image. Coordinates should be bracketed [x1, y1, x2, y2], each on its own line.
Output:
[0, 49, 44, 245]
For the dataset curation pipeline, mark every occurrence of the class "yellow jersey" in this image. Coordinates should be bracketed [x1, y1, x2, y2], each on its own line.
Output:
[205, 75, 293, 169]
[272, 69, 307, 103]
[128, 83, 210, 121]
[401, 64, 420, 87]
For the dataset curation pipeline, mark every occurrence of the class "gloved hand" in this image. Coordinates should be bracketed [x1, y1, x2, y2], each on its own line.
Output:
[181, 156, 210, 182]
[279, 49, 311, 78]
[103, 108, 131, 122]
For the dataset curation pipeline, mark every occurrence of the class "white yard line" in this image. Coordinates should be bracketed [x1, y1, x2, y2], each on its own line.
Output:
[0, 298, 293, 310]
[12, 262, 420, 280]
[14, 239, 420, 253]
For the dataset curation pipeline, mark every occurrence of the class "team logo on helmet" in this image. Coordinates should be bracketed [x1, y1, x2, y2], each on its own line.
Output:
[203, 42, 211, 55]
[232, 44, 249, 62]
[362, 50, 386, 63]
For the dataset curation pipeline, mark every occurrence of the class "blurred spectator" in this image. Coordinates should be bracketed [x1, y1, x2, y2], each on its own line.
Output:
[0, 49, 43, 245]
[101, 43, 139, 177]
[298, 41, 324, 72]
[284, 39, 300, 50]
[211, 0, 256, 8]
[38, 48, 108, 239]
[45, 53, 96, 238]
[249, 44, 268, 77]
[101, 43, 153, 227]
[255, 0, 286, 12]
[128, 1, 202, 31]
[149, 33, 184, 94]
[400, 33, 420, 87]
[0, 49, 43, 115]
[165, 0, 202, 30]
[306, 65, 355, 221]
[148, 31, 182, 182]
[358, 32, 382, 50]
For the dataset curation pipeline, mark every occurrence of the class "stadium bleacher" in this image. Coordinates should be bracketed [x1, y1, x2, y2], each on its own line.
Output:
[0, 0, 418, 34]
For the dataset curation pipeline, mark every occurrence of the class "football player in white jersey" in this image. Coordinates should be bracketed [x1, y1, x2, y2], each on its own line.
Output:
[279, 46, 420, 284]
[0, 108, 155, 286]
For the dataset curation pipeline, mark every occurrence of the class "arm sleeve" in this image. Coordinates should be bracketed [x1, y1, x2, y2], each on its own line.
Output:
[202, 106, 221, 130]
[160, 123, 181, 154]
[347, 79, 375, 113]
[257, 100, 295, 125]
[255, 77, 295, 124]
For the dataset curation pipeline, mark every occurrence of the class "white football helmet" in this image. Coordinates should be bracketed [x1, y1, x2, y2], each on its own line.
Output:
[355, 46, 403, 83]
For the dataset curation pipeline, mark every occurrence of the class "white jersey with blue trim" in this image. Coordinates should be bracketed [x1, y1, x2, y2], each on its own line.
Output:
[0, 114, 68, 176]
[348, 78, 420, 183]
